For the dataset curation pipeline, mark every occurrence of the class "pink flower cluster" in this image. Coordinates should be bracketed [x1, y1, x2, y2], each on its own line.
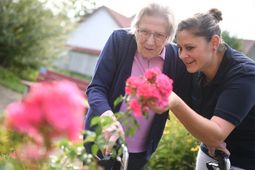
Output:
[5, 80, 86, 144]
[125, 68, 173, 117]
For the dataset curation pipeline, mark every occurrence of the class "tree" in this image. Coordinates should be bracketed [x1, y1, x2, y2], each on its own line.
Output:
[222, 31, 243, 52]
[46, 0, 96, 22]
[0, 0, 95, 72]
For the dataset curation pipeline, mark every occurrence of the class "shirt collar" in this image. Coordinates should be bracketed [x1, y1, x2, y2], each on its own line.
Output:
[136, 47, 166, 60]
[160, 47, 166, 60]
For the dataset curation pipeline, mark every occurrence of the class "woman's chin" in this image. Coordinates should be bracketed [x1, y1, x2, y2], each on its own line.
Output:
[186, 66, 197, 73]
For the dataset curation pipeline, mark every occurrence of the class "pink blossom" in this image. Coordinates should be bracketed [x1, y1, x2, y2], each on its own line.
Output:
[124, 67, 173, 117]
[5, 80, 86, 143]
[156, 74, 173, 95]
[5, 101, 43, 144]
[125, 76, 145, 95]
[41, 81, 84, 140]
[136, 82, 157, 99]
[144, 67, 161, 83]
[17, 143, 47, 161]
[129, 99, 142, 117]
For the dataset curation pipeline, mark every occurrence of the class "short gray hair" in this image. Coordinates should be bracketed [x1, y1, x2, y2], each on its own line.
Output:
[130, 3, 176, 41]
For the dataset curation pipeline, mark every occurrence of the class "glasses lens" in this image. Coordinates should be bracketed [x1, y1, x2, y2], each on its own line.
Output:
[138, 29, 166, 43]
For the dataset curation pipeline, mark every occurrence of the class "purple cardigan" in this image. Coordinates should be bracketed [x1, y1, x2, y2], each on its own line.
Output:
[85, 29, 192, 159]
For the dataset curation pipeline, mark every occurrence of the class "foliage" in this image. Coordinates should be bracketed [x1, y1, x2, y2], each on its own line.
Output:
[0, 80, 101, 169]
[0, 66, 26, 93]
[222, 31, 243, 52]
[45, 0, 96, 22]
[0, 0, 66, 69]
[145, 113, 199, 170]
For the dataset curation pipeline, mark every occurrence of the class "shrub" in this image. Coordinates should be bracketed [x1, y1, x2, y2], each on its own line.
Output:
[0, 0, 70, 69]
[145, 113, 199, 170]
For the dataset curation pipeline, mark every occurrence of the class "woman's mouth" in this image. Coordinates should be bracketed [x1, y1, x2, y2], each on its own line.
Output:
[184, 60, 195, 65]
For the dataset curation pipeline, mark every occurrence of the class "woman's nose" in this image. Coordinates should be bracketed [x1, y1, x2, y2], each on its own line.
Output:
[179, 50, 188, 60]
[146, 34, 156, 45]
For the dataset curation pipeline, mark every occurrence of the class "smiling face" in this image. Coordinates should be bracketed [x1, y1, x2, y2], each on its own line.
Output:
[135, 15, 169, 58]
[176, 30, 216, 75]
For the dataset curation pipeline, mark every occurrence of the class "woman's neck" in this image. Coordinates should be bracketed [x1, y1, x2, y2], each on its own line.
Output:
[204, 46, 226, 82]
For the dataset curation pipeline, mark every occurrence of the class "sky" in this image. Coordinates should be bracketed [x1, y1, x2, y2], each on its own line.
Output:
[96, 0, 255, 40]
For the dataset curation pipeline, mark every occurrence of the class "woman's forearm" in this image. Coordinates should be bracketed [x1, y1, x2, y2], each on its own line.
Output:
[169, 92, 234, 148]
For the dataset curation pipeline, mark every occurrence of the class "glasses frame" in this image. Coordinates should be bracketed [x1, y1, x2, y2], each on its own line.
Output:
[137, 28, 168, 44]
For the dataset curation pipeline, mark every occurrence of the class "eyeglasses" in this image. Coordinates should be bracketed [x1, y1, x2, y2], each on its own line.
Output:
[137, 29, 167, 43]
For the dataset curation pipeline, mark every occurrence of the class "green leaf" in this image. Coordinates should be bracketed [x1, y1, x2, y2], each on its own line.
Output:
[114, 95, 124, 107]
[91, 144, 99, 156]
[84, 131, 96, 143]
[90, 116, 100, 126]
[100, 116, 114, 127]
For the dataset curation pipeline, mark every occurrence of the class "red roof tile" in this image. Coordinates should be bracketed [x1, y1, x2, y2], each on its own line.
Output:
[240, 39, 255, 54]
[66, 45, 100, 56]
[104, 6, 132, 27]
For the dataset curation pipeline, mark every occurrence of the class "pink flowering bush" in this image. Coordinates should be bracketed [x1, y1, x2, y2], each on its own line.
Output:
[1, 80, 93, 169]
[113, 68, 173, 137]
[5, 80, 85, 144]
[0, 68, 173, 169]
[125, 67, 173, 117]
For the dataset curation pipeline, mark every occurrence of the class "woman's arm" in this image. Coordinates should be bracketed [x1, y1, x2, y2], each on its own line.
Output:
[170, 92, 235, 147]
[154, 92, 235, 148]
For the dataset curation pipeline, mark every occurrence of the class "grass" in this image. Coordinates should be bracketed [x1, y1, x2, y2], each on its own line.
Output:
[0, 66, 92, 94]
[51, 66, 92, 81]
[0, 67, 26, 93]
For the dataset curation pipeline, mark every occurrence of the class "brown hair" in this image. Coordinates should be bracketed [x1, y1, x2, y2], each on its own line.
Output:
[177, 8, 223, 42]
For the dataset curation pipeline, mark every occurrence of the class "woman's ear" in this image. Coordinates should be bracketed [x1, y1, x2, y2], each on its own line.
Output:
[211, 35, 221, 50]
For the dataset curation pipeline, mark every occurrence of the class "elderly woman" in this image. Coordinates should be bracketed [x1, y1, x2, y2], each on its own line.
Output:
[85, 2, 191, 170]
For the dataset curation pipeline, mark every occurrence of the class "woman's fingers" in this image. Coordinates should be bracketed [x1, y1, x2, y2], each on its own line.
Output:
[207, 142, 230, 157]
[104, 132, 119, 156]
[102, 121, 125, 156]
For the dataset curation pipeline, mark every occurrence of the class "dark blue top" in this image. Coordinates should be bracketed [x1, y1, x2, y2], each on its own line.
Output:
[85, 29, 192, 160]
[192, 44, 255, 169]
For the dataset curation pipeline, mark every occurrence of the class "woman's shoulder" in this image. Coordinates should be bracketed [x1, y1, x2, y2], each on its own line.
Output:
[225, 45, 255, 75]
[109, 28, 136, 45]
[165, 42, 179, 57]
[112, 28, 133, 37]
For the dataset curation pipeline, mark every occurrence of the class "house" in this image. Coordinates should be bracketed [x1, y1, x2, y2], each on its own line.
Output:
[54, 6, 132, 77]
[240, 39, 255, 60]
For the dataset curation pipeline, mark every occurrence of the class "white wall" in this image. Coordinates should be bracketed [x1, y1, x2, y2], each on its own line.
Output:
[68, 51, 98, 76]
[55, 7, 125, 77]
[54, 51, 98, 76]
[66, 8, 120, 50]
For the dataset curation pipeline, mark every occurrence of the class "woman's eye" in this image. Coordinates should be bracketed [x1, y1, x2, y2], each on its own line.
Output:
[186, 46, 194, 51]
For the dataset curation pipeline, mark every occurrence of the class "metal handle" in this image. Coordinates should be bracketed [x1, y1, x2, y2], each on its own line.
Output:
[206, 150, 231, 170]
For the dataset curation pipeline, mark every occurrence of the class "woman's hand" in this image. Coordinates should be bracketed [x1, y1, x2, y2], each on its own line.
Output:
[207, 142, 230, 158]
[149, 91, 180, 114]
[148, 101, 169, 113]
[100, 110, 125, 156]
